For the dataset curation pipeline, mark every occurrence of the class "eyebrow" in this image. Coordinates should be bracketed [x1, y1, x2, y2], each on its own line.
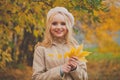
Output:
[51, 21, 66, 23]
[51, 21, 66, 25]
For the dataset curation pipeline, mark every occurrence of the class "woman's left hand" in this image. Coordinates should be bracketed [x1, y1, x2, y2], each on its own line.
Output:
[68, 56, 79, 71]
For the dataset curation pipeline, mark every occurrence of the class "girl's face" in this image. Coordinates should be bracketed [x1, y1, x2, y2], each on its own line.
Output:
[50, 13, 68, 38]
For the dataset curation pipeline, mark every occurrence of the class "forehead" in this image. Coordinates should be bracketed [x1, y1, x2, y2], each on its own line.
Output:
[52, 13, 66, 22]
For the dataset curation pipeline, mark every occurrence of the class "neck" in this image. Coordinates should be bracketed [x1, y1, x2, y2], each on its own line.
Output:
[52, 37, 66, 44]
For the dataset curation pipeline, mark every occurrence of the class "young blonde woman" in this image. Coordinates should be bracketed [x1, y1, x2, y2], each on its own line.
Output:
[32, 7, 88, 80]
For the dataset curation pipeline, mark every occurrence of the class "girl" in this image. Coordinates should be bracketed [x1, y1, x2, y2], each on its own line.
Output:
[32, 7, 88, 80]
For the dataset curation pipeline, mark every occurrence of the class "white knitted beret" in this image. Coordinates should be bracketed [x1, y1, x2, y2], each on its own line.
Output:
[47, 7, 74, 27]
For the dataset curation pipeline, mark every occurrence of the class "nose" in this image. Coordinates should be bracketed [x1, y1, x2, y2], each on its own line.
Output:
[56, 24, 62, 28]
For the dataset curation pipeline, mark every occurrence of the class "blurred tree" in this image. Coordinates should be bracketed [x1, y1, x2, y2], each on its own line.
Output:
[0, 0, 45, 67]
[79, 0, 120, 53]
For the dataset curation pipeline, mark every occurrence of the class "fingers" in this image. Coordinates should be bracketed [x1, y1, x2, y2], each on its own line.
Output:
[66, 65, 71, 71]
[70, 61, 77, 66]
[68, 57, 78, 70]
[69, 60, 77, 67]
[62, 56, 79, 73]
[62, 64, 71, 73]
[71, 56, 79, 61]
[69, 58, 77, 62]
[69, 57, 78, 64]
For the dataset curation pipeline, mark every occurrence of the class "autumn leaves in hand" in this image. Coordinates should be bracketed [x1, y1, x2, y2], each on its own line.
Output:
[48, 44, 91, 73]
[61, 44, 91, 74]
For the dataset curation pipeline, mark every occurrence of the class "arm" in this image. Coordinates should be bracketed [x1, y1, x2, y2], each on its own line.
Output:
[70, 61, 88, 80]
[32, 46, 62, 80]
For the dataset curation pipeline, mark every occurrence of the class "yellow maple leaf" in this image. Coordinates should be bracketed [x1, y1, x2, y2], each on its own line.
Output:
[75, 44, 83, 56]
[79, 57, 88, 62]
[77, 51, 91, 58]
[57, 54, 62, 59]
[48, 54, 54, 57]
[64, 52, 69, 58]
[64, 44, 91, 62]
[68, 47, 76, 57]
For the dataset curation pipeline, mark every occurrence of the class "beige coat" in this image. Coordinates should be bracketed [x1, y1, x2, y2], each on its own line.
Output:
[32, 42, 88, 80]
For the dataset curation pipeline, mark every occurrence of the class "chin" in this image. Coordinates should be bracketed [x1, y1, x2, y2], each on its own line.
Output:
[55, 36, 64, 38]
[55, 35, 64, 38]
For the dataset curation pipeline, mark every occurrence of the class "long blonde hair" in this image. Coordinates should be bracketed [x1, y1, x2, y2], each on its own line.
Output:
[36, 12, 78, 48]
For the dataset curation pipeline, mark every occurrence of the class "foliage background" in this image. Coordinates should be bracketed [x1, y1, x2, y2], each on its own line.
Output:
[0, 0, 120, 80]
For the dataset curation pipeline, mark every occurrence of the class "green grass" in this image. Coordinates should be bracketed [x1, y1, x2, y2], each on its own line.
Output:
[84, 47, 120, 61]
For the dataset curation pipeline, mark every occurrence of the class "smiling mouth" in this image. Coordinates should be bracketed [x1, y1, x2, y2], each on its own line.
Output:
[55, 30, 63, 34]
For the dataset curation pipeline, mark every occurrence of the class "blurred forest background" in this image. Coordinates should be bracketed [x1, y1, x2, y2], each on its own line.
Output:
[0, 0, 120, 80]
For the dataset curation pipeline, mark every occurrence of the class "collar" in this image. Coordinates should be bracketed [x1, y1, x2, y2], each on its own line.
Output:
[52, 41, 67, 46]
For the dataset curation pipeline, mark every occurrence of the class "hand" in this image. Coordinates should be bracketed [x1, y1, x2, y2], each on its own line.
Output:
[68, 56, 78, 71]
[61, 63, 72, 74]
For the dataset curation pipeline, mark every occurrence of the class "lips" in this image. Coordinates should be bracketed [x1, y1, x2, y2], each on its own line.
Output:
[54, 30, 64, 34]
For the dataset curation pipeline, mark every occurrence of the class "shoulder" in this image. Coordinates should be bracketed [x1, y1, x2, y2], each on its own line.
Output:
[34, 45, 46, 52]
[34, 46, 46, 55]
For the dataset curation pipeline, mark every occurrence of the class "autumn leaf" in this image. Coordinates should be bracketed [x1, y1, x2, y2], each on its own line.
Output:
[33, 29, 39, 38]
[14, 25, 21, 34]
[64, 44, 91, 62]
[68, 47, 76, 57]
[48, 54, 54, 57]
[57, 54, 62, 59]
[77, 51, 91, 58]
[64, 52, 69, 58]
[75, 44, 83, 55]
[48, 53, 63, 59]
[79, 57, 88, 62]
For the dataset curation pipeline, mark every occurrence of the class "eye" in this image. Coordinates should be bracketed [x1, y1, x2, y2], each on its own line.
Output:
[52, 22, 58, 25]
[61, 22, 66, 25]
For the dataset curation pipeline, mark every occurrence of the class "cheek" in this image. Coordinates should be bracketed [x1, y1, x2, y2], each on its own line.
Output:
[50, 26, 55, 34]
[50, 25, 55, 30]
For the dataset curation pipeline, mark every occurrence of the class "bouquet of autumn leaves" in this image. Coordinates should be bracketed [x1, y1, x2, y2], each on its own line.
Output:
[48, 44, 91, 62]
[64, 44, 91, 62]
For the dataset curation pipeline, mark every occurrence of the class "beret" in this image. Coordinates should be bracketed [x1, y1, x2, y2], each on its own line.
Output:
[47, 7, 74, 27]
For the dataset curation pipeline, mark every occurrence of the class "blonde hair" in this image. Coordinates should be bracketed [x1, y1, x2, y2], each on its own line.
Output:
[35, 9, 78, 48]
